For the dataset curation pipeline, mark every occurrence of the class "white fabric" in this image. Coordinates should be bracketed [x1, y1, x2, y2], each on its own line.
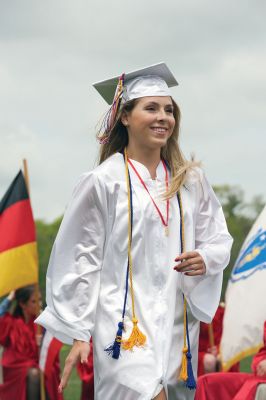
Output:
[152, 383, 163, 398]
[122, 75, 171, 103]
[220, 205, 266, 371]
[36, 152, 232, 399]
[255, 384, 266, 400]
[39, 330, 54, 372]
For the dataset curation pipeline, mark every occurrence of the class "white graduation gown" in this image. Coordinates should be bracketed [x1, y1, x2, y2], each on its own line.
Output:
[36, 152, 233, 400]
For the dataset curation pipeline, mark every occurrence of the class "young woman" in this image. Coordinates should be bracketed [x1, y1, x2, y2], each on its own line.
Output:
[36, 63, 233, 400]
[0, 285, 62, 400]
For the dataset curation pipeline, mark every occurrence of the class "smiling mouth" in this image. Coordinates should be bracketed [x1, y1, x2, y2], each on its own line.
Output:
[150, 127, 168, 133]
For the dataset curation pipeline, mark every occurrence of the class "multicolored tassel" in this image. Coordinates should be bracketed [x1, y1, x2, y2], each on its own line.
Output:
[97, 73, 125, 144]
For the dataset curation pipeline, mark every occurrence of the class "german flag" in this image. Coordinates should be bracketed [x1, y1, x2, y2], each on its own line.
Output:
[0, 171, 38, 296]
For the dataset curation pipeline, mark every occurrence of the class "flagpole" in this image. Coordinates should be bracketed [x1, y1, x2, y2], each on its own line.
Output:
[22, 159, 30, 196]
[22, 159, 46, 400]
[208, 323, 215, 348]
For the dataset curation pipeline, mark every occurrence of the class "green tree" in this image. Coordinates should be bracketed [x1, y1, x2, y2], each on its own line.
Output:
[35, 217, 63, 300]
[213, 186, 264, 298]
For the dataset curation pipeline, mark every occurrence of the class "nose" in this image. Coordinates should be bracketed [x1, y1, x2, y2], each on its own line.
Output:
[156, 108, 168, 121]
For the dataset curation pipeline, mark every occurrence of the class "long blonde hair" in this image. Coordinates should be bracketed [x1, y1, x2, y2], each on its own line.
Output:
[98, 98, 198, 197]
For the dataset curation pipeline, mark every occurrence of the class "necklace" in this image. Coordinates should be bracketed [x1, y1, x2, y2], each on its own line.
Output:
[127, 157, 170, 236]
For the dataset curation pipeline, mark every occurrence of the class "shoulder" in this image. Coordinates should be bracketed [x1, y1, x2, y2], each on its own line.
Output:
[77, 153, 124, 190]
[76, 153, 124, 186]
[0, 312, 13, 323]
[0, 313, 14, 338]
[70, 153, 124, 204]
[183, 166, 219, 204]
[93, 152, 124, 181]
[183, 166, 205, 189]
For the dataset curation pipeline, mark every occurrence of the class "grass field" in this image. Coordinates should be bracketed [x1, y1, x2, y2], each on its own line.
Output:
[59, 347, 253, 400]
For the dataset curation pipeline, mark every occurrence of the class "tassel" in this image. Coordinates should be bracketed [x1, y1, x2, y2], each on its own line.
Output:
[122, 318, 146, 350]
[104, 321, 124, 359]
[178, 346, 188, 381]
[185, 351, 197, 389]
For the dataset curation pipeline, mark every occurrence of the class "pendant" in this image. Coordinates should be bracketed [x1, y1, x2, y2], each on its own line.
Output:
[165, 226, 169, 236]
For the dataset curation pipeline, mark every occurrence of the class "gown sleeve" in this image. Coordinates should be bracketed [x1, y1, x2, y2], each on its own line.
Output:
[252, 322, 266, 373]
[0, 314, 12, 346]
[35, 172, 107, 344]
[181, 169, 233, 323]
[0, 297, 11, 316]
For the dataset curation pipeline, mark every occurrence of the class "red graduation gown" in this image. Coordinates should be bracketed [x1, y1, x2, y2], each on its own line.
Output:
[195, 322, 266, 400]
[0, 313, 62, 400]
[198, 305, 225, 375]
[198, 305, 239, 376]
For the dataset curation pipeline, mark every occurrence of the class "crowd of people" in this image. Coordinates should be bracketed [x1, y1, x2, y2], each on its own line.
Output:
[0, 286, 62, 400]
[195, 320, 266, 399]
[0, 286, 94, 400]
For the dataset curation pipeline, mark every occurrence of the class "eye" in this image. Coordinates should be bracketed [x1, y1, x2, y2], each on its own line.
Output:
[165, 108, 174, 114]
[145, 106, 156, 111]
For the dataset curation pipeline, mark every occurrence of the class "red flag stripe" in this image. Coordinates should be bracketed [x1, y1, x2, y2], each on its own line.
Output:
[0, 199, 36, 252]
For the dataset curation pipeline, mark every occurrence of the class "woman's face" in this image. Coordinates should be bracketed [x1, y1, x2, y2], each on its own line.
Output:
[20, 292, 41, 319]
[122, 96, 175, 152]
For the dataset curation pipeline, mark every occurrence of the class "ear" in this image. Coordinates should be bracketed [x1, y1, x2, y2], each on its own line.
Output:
[121, 111, 129, 127]
[19, 301, 26, 310]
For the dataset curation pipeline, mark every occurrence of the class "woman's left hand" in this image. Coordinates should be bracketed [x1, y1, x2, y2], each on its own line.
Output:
[174, 251, 206, 276]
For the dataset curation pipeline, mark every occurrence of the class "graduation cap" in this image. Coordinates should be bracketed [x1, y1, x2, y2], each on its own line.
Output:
[93, 62, 178, 105]
[94, 62, 179, 144]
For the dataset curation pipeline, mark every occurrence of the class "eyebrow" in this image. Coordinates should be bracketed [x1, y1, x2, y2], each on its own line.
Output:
[144, 101, 174, 108]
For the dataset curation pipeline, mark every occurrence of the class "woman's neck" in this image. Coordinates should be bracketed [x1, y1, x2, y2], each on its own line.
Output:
[126, 146, 161, 180]
[23, 312, 31, 323]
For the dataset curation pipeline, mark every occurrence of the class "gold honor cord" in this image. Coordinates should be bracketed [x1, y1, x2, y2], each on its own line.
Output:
[122, 148, 146, 350]
[177, 191, 189, 381]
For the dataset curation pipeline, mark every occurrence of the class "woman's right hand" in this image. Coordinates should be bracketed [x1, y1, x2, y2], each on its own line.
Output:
[58, 339, 90, 393]
[7, 290, 15, 301]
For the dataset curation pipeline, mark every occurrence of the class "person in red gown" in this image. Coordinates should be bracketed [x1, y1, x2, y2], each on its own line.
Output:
[0, 285, 63, 400]
[198, 303, 239, 375]
[195, 321, 266, 400]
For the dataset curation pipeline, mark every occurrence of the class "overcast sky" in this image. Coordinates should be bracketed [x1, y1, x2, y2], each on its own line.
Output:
[0, 0, 265, 221]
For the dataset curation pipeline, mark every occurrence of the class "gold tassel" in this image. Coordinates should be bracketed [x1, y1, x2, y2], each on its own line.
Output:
[122, 318, 146, 350]
[179, 346, 188, 381]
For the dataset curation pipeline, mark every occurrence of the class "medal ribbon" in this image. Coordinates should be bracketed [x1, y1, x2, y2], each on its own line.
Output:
[127, 158, 169, 233]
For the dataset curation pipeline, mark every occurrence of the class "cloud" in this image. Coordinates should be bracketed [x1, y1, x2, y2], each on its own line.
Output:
[0, 0, 265, 220]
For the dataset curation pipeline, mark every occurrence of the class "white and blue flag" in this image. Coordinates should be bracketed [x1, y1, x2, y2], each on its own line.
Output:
[220, 205, 266, 370]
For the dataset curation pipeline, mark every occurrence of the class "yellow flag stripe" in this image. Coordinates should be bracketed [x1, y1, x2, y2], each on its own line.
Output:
[0, 242, 38, 297]
[221, 343, 263, 371]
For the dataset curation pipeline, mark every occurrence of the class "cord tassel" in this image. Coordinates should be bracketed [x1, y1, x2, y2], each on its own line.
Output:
[104, 321, 124, 359]
[185, 350, 197, 389]
[179, 346, 188, 381]
[122, 318, 146, 350]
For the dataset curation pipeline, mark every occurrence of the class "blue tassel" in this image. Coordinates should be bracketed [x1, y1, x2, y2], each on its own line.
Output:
[104, 321, 124, 360]
[185, 351, 197, 389]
